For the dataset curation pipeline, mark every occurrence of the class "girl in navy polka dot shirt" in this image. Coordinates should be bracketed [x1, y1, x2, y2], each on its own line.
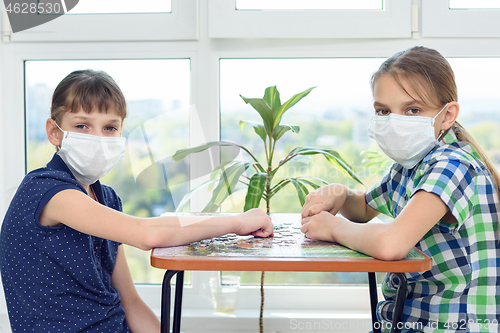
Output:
[0, 70, 273, 333]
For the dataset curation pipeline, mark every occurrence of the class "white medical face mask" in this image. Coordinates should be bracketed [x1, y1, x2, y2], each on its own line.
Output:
[367, 104, 448, 169]
[55, 122, 126, 185]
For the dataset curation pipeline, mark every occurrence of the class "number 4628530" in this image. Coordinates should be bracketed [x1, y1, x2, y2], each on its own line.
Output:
[5, 2, 63, 14]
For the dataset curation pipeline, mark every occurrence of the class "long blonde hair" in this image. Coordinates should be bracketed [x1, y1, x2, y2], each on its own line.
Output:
[372, 46, 500, 234]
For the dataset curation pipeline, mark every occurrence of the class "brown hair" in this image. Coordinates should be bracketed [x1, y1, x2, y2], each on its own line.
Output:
[50, 69, 127, 124]
[371, 46, 500, 233]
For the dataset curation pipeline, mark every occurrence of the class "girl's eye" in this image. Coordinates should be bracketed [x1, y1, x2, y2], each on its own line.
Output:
[375, 109, 390, 116]
[406, 108, 420, 115]
[105, 126, 118, 132]
[75, 124, 88, 130]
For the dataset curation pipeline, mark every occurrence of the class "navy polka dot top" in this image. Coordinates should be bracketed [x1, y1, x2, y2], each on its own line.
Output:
[0, 154, 130, 332]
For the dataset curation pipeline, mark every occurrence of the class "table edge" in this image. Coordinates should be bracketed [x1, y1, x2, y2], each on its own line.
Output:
[150, 248, 432, 273]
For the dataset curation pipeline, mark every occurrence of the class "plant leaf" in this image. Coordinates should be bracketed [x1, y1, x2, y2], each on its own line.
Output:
[272, 124, 300, 141]
[283, 147, 364, 185]
[173, 140, 265, 172]
[208, 160, 246, 190]
[203, 162, 253, 212]
[240, 95, 274, 137]
[175, 178, 219, 212]
[243, 173, 267, 211]
[202, 203, 220, 213]
[273, 86, 316, 127]
[295, 178, 322, 190]
[290, 155, 314, 165]
[173, 141, 237, 161]
[240, 120, 267, 142]
[297, 176, 329, 186]
[289, 178, 310, 207]
[320, 150, 364, 185]
[269, 178, 291, 197]
[361, 150, 392, 176]
[263, 85, 281, 113]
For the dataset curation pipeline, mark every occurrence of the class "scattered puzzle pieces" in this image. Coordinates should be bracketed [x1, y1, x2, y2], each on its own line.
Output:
[153, 213, 424, 260]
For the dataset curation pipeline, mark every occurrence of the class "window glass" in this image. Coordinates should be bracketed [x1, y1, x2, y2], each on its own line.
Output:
[220, 58, 383, 285]
[68, 0, 171, 14]
[236, 0, 383, 10]
[25, 59, 190, 284]
[449, 0, 500, 9]
[447, 58, 500, 164]
[220, 57, 500, 285]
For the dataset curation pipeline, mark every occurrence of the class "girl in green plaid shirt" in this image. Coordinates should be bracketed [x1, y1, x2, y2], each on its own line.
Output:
[301, 46, 500, 333]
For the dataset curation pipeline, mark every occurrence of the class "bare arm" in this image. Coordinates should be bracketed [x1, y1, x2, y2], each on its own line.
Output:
[301, 190, 449, 260]
[111, 245, 160, 333]
[39, 189, 273, 250]
[301, 184, 379, 222]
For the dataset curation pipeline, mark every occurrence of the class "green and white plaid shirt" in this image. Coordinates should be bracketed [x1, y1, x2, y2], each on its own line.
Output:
[366, 129, 500, 333]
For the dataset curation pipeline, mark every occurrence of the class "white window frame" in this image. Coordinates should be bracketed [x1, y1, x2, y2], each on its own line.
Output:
[2, 1, 500, 332]
[4, 0, 198, 42]
[422, 0, 500, 37]
[208, 0, 412, 39]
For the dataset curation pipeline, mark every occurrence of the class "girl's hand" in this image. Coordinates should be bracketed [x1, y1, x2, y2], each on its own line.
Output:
[235, 208, 274, 238]
[301, 184, 348, 219]
[301, 211, 341, 243]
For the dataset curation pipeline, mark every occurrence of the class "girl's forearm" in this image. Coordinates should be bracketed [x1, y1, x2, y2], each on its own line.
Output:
[140, 215, 239, 249]
[338, 188, 378, 223]
[333, 217, 403, 260]
[45, 189, 271, 251]
[336, 190, 450, 261]
[123, 295, 160, 333]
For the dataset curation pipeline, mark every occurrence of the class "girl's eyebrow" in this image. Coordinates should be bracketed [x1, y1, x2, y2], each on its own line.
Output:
[402, 100, 424, 108]
[68, 115, 121, 124]
[373, 101, 387, 108]
[373, 100, 424, 108]
[68, 115, 92, 121]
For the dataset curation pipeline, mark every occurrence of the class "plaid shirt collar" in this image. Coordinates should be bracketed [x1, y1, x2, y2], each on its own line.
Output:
[441, 127, 458, 145]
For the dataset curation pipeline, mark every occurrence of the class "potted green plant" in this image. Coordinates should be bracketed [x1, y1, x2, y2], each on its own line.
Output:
[173, 85, 363, 333]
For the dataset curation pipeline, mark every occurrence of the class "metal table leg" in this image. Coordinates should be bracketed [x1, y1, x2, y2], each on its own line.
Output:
[390, 273, 407, 333]
[369, 272, 408, 333]
[368, 273, 381, 333]
[161, 270, 184, 333]
[173, 271, 184, 333]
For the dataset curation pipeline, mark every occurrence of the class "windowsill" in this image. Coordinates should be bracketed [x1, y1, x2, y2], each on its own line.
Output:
[136, 283, 383, 313]
[1, 282, 379, 333]
[150, 308, 373, 333]
[1, 306, 372, 333]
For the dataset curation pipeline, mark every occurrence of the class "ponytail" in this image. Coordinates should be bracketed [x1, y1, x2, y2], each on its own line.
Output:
[452, 122, 500, 235]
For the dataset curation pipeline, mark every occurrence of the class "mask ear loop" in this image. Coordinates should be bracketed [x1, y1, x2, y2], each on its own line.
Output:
[53, 121, 68, 151]
[53, 121, 68, 138]
[437, 130, 445, 142]
[434, 103, 449, 142]
[435, 103, 449, 119]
